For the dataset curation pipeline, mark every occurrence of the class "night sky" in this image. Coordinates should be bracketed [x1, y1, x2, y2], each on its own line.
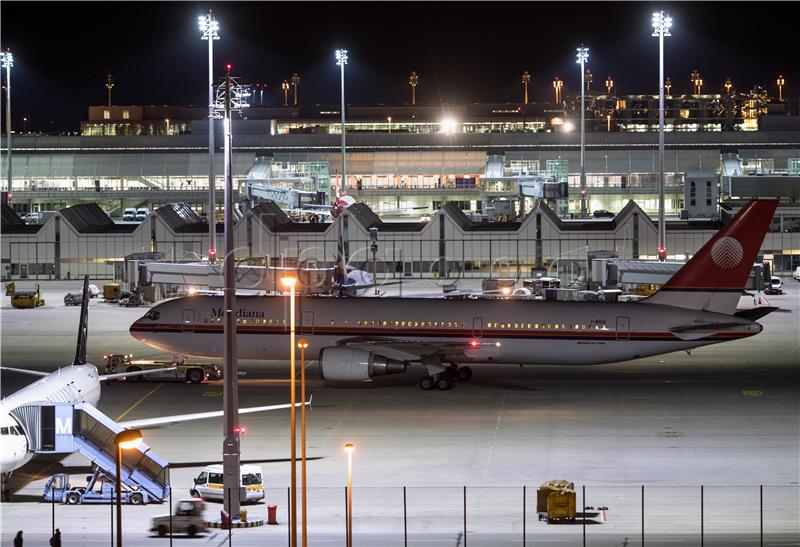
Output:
[1, 1, 796, 131]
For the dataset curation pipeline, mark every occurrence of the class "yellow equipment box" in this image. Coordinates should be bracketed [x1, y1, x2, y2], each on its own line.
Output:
[546, 490, 577, 521]
[103, 283, 120, 301]
[537, 480, 574, 513]
[10, 285, 45, 308]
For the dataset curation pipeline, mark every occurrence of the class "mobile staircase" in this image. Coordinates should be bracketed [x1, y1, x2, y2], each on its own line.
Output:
[11, 402, 170, 503]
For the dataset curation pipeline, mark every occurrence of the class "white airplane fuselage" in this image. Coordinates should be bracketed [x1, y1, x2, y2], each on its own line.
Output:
[0, 365, 102, 474]
[130, 295, 761, 364]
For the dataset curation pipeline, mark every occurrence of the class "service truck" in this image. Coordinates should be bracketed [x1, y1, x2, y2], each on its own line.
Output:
[103, 353, 222, 383]
[43, 469, 153, 505]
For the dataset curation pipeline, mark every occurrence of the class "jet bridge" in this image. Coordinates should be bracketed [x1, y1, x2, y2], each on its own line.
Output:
[10, 402, 170, 502]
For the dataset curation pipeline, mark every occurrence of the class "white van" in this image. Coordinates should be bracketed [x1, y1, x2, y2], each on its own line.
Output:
[190, 464, 264, 503]
[794, 266, 800, 281]
[136, 208, 149, 221]
[122, 208, 137, 221]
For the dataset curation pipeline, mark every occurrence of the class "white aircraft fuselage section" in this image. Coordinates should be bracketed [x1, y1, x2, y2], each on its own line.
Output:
[0, 364, 102, 474]
[130, 295, 761, 364]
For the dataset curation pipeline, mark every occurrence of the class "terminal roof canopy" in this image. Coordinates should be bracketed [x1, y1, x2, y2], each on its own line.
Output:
[59, 203, 136, 234]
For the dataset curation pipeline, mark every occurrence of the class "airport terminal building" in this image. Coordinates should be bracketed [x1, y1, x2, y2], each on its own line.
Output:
[2, 101, 799, 278]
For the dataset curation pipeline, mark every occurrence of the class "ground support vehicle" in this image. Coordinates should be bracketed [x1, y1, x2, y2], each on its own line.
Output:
[190, 464, 265, 503]
[103, 283, 120, 302]
[103, 354, 222, 383]
[43, 468, 152, 505]
[64, 292, 83, 306]
[10, 285, 45, 308]
[537, 480, 577, 523]
[150, 499, 207, 537]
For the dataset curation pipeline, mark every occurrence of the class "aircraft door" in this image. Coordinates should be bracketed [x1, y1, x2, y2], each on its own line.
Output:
[301, 311, 315, 334]
[472, 316, 483, 338]
[615, 316, 630, 340]
[181, 309, 195, 333]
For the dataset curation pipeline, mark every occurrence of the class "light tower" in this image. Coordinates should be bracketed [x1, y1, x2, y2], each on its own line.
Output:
[198, 10, 220, 263]
[665, 76, 672, 95]
[105, 73, 114, 107]
[211, 63, 250, 523]
[576, 46, 589, 217]
[652, 10, 672, 262]
[282, 80, 290, 106]
[409, 70, 419, 105]
[777, 75, 785, 102]
[1, 51, 13, 196]
[522, 71, 531, 104]
[291, 73, 301, 105]
[553, 77, 563, 103]
[724, 78, 733, 95]
[691, 70, 703, 95]
[605, 75, 614, 95]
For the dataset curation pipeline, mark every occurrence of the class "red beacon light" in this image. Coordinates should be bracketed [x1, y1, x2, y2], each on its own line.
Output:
[208, 247, 217, 258]
[470, 340, 479, 348]
[234, 426, 246, 435]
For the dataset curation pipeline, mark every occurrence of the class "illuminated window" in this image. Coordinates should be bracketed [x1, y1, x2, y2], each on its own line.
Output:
[344, 320, 349, 326]
[122, 110, 130, 119]
[382, 321, 387, 327]
[534, 323, 539, 329]
[426, 321, 432, 327]
[330, 320, 336, 326]
[103, 110, 111, 120]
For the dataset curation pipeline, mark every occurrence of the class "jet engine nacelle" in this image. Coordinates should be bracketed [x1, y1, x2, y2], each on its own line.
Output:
[318, 347, 407, 381]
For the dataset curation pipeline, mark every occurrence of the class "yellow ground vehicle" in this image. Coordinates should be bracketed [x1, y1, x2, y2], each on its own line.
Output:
[632, 283, 660, 296]
[537, 480, 577, 522]
[103, 283, 120, 302]
[5, 282, 15, 295]
[10, 285, 45, 308]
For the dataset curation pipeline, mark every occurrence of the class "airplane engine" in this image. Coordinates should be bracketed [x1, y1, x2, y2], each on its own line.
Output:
[318, 347, 406, 381]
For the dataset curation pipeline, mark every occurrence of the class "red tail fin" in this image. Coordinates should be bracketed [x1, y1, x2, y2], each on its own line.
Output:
[646, 200, 778, 313]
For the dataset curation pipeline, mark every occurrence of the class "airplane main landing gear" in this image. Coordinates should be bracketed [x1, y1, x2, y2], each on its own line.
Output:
[419, 364, 473, 391]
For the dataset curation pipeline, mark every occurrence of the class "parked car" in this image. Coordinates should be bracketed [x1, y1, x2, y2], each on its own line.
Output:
[122, 208, 138, 221]
[136, 208, 149, 221]
[765, 275, 783, 295]
[64, 292, 83, 306]
[151, 499, 207, 537]
[794, 266, 800, 281]
[592, 210, 615, 218]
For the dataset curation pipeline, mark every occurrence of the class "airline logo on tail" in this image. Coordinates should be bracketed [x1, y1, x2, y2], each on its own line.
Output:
[710, 237, 744, 270]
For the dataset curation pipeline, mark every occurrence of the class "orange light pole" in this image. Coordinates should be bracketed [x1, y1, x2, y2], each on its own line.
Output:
[282, 80, 290, 106]
[291, 73, 301, 105]
[344, 443, 355, 547]
[281, 276, 298, 547]
[298, 338, 309, 547]
[553, 77, 563, 103]
[605, 75, 614, 95]
[409, 71, 419, 105]
[522, 71, 531, 104]
[777, 75, 785, 102]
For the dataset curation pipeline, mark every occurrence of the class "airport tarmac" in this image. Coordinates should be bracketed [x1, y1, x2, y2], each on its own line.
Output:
[1, 279, 798, 546]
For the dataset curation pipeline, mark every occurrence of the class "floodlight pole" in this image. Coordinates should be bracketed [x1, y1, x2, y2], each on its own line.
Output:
[336, 49, 348, 276]
[577, 47, 589, 218]
[652, 11, 671, 261]
[199, 11, 219, 263]
[2, 52, 14, 196]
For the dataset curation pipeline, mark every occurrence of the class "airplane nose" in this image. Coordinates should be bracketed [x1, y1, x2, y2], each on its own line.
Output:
[129, 319, 145, 341]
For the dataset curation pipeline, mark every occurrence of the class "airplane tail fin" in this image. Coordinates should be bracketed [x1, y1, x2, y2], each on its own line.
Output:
[72, 275, 90, 366]
[644, 199, 778, 314]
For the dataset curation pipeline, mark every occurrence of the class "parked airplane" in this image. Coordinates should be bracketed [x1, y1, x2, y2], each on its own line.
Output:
[130, 200, 779, 391]
[1, 277, 305, 492]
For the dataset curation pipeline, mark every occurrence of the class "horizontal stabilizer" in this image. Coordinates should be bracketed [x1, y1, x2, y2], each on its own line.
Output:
[669, 321, 758, 341]
[733, 307, 779, 321]
[0, 367, 49, 377]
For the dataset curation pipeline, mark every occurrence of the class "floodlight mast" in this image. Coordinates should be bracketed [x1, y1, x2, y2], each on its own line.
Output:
[2, 51, 14, 196]
[336, 49, 348, 277]
[652, 10, 671, 261]
[576, 47, 589, 217]
[199, 12, 220, 263]
[211, 63, 250, 522]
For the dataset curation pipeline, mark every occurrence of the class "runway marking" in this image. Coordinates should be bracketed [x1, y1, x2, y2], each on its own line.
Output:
[115, 383, 163, 421]
[742, 390, 763, 396]
[203, 390, 223, 397]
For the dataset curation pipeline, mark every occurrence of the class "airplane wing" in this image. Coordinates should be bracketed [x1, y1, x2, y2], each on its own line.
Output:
[335, 336, 497, 362]
[118, 398, 311, 429]
[0, 367, 49, 377]
[99, 367, 177, 381]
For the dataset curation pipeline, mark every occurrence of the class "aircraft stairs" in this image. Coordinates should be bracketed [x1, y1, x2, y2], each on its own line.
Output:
[10, 402, 170, 502]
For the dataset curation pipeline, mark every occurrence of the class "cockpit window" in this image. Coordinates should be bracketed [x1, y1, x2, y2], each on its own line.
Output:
[145, 310, 160, 320]
[0, 427, 8, 435]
